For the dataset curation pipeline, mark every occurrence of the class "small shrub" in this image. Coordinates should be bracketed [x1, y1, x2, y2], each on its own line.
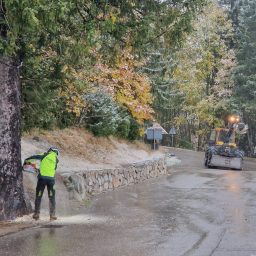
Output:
[83, 92, 121, 137]
[128, 118, 140, 140]
[116, 118, 130, 138]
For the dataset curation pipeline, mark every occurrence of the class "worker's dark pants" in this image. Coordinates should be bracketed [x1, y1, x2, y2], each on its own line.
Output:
[34, 178, 55, 216]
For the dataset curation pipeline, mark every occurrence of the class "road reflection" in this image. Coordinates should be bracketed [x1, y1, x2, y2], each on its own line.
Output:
[225, 171, 241, 193]
[33, 228, 58, 256]
[225, 171, 247, 235]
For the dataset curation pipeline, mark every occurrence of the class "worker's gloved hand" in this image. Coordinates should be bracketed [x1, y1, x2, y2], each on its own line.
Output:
[23, 160, 30, 165]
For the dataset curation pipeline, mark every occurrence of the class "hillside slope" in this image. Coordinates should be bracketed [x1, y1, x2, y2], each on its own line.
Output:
[21, 128, 164, 172]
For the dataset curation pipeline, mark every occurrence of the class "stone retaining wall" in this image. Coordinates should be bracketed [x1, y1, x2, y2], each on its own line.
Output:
[62, 157, 167, 201]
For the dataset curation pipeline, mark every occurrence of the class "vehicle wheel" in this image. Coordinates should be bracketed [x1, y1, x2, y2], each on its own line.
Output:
[206, 154, 213, 168]
[204, 154, 208, 167]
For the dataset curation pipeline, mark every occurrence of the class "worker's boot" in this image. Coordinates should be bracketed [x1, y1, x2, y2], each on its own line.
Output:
[49, 192, 56, 221]
[50, 215, 57, 221]
[34, 192, 42, 221]
[32, 213, 40, 220]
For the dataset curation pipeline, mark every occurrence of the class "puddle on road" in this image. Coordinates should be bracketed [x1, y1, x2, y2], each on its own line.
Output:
[199, 173, 221, 179]
[40, 224, 65, 229]
[52, 214, 109, 226]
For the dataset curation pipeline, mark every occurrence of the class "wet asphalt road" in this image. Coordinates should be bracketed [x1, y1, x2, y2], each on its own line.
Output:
[1, 149, 256, 256]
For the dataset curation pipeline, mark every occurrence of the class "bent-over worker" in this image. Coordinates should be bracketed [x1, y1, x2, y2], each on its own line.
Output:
[24, 147, 59, 221]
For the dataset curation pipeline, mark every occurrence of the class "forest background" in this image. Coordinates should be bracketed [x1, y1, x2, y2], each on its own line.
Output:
[1, 0, 255, 156]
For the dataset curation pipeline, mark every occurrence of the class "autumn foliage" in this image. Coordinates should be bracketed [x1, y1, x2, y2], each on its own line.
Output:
[92, 50, 153, 124]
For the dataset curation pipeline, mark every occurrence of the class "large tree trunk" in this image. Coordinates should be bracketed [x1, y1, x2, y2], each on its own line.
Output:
[0, 57, 31, 220]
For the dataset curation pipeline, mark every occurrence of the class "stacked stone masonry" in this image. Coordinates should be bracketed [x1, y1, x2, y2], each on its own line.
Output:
[62, 157, 167, 200]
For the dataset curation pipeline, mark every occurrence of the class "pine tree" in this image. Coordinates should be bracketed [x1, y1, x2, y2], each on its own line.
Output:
[232, 0, 256, 155]
[142, 48, 182, 128]
[0, 0, 74, 220]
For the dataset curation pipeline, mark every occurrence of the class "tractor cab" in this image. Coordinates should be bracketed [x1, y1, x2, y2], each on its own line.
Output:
[208, 128, 236, 148]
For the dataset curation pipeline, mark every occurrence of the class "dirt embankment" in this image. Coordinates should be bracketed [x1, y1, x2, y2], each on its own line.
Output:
[21, 128, 165, 209]
[22, 127, 164, 172]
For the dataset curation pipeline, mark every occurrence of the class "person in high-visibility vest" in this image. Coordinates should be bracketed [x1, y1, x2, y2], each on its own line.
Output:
[24, 147, 59, 221]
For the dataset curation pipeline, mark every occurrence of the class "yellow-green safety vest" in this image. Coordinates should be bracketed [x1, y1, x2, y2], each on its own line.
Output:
[40, 152, 58, 177]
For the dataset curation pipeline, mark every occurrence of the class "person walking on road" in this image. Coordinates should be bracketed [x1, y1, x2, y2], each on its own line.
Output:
[24, 147, 59, 221]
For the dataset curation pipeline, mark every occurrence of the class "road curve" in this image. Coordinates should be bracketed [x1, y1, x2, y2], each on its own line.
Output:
[0, 148, 256, 256]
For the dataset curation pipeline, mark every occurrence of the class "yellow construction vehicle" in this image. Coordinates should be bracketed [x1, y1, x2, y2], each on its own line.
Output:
[204, 115, 248, 170]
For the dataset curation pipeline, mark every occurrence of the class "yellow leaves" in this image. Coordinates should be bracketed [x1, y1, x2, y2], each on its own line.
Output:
[128, 0, 136, 7]
[60, 66, 91, 117]
[172, 2, 235, 131]
[91, 49, 154, 123]
[59, 48, 153, 124]
[139, 128, 145, 137]
[174, 115, 187, 126]
[61, 83, 85, 117]
[110, 72, 120, 80]
[28, 43, 36, 52]
[97, 12, 104, 19]
[62, 65, 69, 73]
[196, 129, 206, 137]
[110, 13, 117, 24]
[96, 9, 118, 24]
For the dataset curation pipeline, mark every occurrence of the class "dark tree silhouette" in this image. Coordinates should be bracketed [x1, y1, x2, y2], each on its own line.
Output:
[0, 0, 31, 220]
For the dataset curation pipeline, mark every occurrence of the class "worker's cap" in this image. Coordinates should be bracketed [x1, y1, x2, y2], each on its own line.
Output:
[48, 147, 59, 155]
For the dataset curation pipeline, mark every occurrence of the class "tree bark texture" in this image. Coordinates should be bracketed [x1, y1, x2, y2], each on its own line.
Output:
[0, 57, 31, 220]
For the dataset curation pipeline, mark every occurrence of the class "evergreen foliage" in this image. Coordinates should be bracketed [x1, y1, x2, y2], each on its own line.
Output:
[83, 92, 134, 138]
[0, 0, 254, 153]
[231, 0, 256, 154]
[7, 0, 255, 148]
[84, 92, 121, 136]
[167, 2, 236, 149]
[1, 0, 207, 139]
